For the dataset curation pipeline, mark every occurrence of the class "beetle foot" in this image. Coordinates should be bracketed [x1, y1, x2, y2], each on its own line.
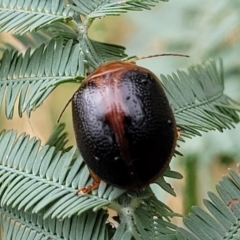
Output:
[76, 181, 100, 195]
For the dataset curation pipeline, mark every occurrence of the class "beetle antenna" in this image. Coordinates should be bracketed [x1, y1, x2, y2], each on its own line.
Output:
[57, 97, 73, 123]
[125, 53, 189, 63]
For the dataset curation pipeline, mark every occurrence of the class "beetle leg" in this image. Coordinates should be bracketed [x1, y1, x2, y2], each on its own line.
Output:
[76, 169, 101, 195]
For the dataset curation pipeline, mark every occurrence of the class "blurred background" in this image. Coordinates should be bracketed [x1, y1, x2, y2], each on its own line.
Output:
[1, 0, 240, 221]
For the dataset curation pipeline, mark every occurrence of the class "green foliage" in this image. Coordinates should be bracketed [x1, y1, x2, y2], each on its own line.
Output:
[79, 37, 127, 68]
[163, 59, 240, 141]
[0, 128, 182, 239]
[0, 0, 240, 239]
[0, 38, 85, 118]
[0, 0, 74, 34]
[68, 0, 168, 18]
[0, 207, 110, 239]
[0, 130, 118, 218]
[177, 166, 240, 239]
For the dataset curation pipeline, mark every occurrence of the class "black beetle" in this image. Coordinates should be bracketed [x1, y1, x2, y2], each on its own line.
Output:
[72, 60, 178, 193]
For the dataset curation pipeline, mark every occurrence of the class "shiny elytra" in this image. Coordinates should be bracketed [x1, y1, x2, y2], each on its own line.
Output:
[72, 61, 177, 190]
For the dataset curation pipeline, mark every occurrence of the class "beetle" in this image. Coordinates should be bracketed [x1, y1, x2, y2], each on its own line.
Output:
[71, 54, 188, 194]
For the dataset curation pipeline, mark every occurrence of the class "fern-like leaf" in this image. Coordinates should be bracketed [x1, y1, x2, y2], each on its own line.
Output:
[0, 206, 110, 240]
[0, 129, 181, 233]
[45, 22, 78, 42]
[162, 59, 240, 141]
[0, 38, 85, 118]
[110, 189, 180, 240]
[0, 0, 74, 34]
[82, 36, 127, 68]
[13, 30, 53, 48]
[0, 130, 124, 219]
[177, 166, 240, 239]
[69, 0, 168, 18]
